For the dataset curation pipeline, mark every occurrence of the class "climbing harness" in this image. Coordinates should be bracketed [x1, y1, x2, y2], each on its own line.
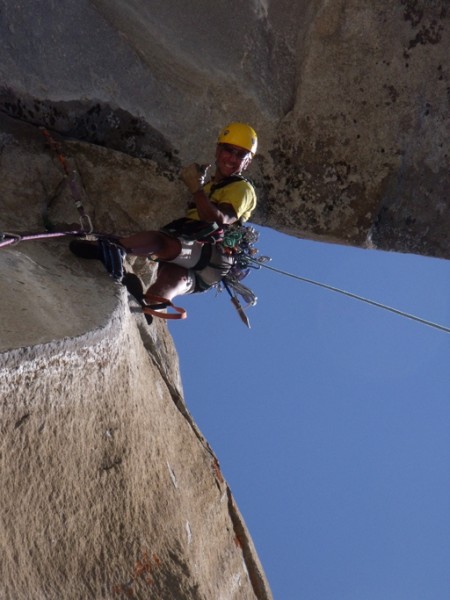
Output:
[161, 217, 221, 243]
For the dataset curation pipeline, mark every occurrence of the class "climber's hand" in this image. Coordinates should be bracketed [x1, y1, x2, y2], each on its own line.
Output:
[180, 163, 210, 194]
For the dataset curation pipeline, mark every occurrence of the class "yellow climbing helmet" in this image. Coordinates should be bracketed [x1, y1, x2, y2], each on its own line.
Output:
[217, 122, 258, 154]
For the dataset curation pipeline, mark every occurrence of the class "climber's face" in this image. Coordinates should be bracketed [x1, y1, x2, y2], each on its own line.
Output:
[215, 143, 252, 179]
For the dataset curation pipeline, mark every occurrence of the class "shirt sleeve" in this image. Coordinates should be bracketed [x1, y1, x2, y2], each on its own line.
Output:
[186, 179, 257, 222]
[211, 180, 257, 222]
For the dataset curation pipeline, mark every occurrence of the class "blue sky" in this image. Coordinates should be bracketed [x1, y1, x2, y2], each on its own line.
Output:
[170, 227, 450, 600]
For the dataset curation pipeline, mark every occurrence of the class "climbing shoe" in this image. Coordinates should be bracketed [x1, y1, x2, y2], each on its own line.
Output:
[98, 239, 125, 280]
[69, 239, 101, 259]
[122, 273, 144, 302]
[70, 238, 125, 280]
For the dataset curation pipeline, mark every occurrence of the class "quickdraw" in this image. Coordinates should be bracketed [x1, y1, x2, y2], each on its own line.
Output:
[40, 128, 93, 234]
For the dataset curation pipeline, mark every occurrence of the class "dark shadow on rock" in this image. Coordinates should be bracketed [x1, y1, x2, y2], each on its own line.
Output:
[0, 87, 180, 172]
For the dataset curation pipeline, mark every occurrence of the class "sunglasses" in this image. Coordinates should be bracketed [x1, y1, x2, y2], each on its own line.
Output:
[219, 144, 250, 161]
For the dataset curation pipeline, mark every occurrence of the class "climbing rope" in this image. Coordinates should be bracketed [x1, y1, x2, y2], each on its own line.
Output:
[250, 258, 450, 335]
[0, 230, 83, 249]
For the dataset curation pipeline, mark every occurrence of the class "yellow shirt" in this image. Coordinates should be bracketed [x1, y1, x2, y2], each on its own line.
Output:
[186, 178, 257, 223]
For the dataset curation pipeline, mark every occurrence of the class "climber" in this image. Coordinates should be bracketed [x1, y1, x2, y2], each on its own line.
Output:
[70, 122, 258, 306]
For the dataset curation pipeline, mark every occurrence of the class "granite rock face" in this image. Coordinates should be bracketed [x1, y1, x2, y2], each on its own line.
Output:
[0, 1, 449, 598]
[266, 1, 450, 257]
[0, 117, 271, 599]
[0, 0, 448, 255]
[0, 282, 269, 599]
